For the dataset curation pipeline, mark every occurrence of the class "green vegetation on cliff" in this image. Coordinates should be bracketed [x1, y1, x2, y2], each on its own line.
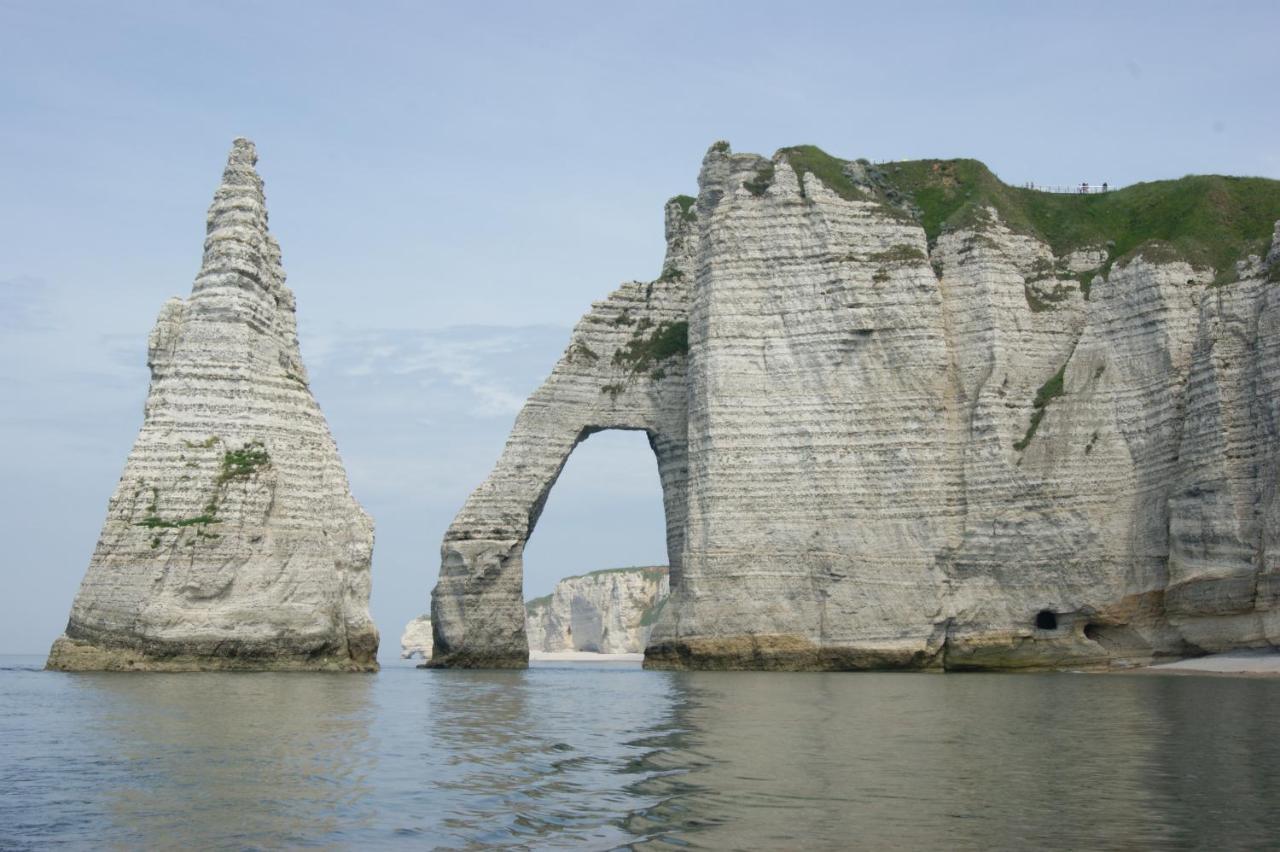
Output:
[216, 442, 270, 486]
[671, 194, 697, 222]
[744, 162, 775, 197]
[135, 441, 271, 533]
[780, 145, 864, 201]
[1013, 362, 1068, 452]
[777, 145, 1280, 283]
[612, 320, 688, 378]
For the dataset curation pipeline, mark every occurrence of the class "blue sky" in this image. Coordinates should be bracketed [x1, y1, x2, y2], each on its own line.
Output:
[2, 0, 1278, 657]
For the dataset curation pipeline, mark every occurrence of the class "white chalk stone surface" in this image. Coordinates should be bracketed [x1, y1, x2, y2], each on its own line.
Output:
[47, 139, 377, 671]
[430, 143, 1280, 671]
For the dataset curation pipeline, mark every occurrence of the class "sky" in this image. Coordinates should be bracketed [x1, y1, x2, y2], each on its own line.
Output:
[2, 0, 1279, 658]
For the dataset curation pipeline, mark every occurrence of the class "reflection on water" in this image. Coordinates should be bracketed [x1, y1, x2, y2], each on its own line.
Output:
[2, 656, 1279, 849]
[91, 673, 378, 845]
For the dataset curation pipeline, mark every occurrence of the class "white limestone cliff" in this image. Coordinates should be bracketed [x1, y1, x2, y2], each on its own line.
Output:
[47, 138, 377, 672]
[401, 615, 434, 660]
[430, 142, 1280, 671]
[526, 567, 668, 654]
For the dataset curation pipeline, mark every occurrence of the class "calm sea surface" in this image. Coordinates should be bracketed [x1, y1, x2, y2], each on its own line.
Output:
[1, 654, 1278, 850]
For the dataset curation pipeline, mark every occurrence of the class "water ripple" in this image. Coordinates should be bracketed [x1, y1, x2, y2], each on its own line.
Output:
[0, 658, 1278, 849]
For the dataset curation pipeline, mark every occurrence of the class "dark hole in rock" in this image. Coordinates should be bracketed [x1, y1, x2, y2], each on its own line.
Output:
[1035, 610, 1058, 630]
[1084, 623, 1101, 641]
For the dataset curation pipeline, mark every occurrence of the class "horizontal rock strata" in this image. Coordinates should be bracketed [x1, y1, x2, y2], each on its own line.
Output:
[47, 138, 377, 672]
[428, 198, 694, 668]
[432, 142, 1280, 671]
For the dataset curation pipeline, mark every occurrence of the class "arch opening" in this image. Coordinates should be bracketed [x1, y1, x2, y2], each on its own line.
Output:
[521, 428, 675, 657]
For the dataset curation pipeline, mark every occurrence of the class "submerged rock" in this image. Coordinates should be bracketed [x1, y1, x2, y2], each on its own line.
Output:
[430, 143, 1280, 671]
[47, 139, 377, 672]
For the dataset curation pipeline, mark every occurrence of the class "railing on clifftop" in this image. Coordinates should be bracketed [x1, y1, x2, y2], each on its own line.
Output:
[1019, 182, 1121, 194]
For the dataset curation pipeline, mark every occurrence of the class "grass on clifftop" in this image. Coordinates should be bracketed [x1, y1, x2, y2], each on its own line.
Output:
[780, 145, 864, 201]
[775, 145, 1280, 283]
[671, 194, 697, 222]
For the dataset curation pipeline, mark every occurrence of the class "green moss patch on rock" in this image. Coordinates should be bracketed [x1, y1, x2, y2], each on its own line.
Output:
[216, 442, 270, 486]
[135, 441, 270, 533]
[613, 320, 688, 375]
[1014, 362, 1068, 452]
[671, 194, 697, 223]
[744, 162, 775, 197]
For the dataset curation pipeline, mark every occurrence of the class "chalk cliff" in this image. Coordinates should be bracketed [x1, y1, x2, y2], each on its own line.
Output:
[526, 567, 669, 654]
[401, 614, 434, 660]
[405, 567, 669, 658]
[430, 142, 1280, 671]
[47, 138, 377, 672]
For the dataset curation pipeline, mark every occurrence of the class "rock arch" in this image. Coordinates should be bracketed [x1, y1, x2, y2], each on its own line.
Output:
[428, 199, 695, 668]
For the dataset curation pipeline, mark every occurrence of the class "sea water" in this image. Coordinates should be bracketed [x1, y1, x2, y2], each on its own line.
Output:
[2, 655, 1278, 849]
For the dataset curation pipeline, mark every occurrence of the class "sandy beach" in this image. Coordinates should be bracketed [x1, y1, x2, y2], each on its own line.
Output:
[529, 651, 645, 663]
[1141, 650, 1280, 677]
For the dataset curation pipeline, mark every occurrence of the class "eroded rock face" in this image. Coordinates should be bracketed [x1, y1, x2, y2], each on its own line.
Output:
[401, 615, 433, 660]
[405, 567, 669, 659]
[47, 138, 377, 672]
[526, 567, 669, 654]
[432, 142, 1280, 671]
[428, 199, 694, 668]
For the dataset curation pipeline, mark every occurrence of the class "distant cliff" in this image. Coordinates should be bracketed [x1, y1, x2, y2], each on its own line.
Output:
[526, 567, 668, 653]
[403, 567, 668, 658]
[401, 615, 433, 660]
[47, 139, 376, 672]
[429, 141, 1280, 671]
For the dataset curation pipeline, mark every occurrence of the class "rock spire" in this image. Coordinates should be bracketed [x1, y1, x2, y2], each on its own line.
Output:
[47, 138, 377, 671]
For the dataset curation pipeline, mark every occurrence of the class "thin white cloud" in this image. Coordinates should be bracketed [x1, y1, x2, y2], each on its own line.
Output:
[313, 325, 565, 419]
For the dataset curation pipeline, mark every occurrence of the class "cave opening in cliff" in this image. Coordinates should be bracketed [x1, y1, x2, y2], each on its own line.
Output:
[520, 429, 672, 654]
[1035, 610, 1058, 630]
